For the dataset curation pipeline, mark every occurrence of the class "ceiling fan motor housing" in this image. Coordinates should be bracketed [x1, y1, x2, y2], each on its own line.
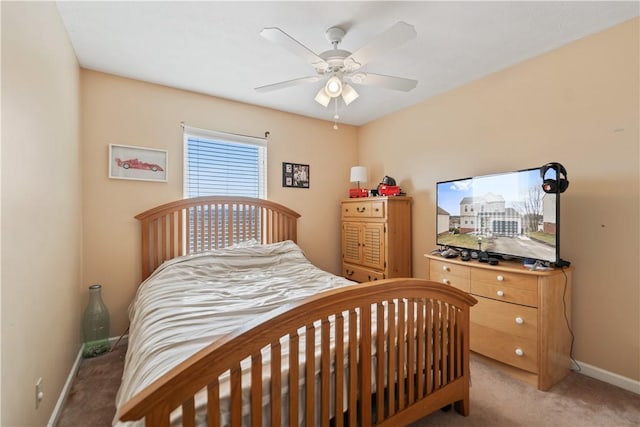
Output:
[325, 26, 345, 45]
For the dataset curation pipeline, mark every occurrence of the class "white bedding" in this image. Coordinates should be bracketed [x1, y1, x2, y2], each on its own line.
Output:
[114, 240, 355, 426]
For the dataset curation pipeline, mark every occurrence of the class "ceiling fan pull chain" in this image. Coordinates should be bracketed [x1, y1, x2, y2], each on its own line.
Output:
[333, 98, 339, 130]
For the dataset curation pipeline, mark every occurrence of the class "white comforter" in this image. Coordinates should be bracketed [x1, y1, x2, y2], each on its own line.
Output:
[114, 240, 354, 426]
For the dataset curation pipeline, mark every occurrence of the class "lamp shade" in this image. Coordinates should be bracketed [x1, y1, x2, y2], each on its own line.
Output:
[314, 88, 331, 107]
[350, 166, 368, 184]
[341, 83, 359, 106]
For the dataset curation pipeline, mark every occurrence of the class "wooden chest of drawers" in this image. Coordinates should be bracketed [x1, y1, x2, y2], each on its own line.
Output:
[341, 197, 412, 282]
[425, 254, 573, 390]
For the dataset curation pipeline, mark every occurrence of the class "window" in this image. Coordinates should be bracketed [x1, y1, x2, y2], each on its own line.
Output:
[183, 125, 267, 198]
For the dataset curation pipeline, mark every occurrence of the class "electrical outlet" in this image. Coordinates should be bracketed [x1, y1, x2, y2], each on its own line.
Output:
[35, 378, 44, 409]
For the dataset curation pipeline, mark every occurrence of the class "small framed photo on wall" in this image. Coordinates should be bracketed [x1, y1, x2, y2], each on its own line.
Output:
[282, 162, 310, 188]
[109, 144, 168, 182]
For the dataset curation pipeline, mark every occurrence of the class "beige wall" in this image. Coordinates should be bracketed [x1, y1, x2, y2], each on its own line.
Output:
[358, 18, 639, 381]
[81, 71, 358, 336]
[1, 2, 82, 425]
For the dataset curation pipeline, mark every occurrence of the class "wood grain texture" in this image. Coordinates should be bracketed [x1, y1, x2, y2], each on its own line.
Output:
[425, 254, 574, 391]
[118, 279, 477, 426]
[136, 196, 301, 279]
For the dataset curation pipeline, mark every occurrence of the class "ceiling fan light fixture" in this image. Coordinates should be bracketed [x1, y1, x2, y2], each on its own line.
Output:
[314, 87, 331, 107]
[341, 83, 359, 105]
[325, 75, 343, 97]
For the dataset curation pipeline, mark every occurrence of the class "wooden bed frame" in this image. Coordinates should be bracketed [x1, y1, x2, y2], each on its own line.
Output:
[119, 196, 477, 426]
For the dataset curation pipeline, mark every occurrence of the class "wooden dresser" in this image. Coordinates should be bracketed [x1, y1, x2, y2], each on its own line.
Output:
[341, 197, 412, 282]
[425, 254, 573, 390]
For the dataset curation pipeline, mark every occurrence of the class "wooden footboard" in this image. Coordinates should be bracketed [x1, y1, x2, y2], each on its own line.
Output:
[118, 278, 477, 426]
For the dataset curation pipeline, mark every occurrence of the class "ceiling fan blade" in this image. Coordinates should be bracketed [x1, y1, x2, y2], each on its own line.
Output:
[260, 27, 329, 72]
[255, 76, 321, 93]
[344, 21, 417, 71]
[349, 73, 417, 92]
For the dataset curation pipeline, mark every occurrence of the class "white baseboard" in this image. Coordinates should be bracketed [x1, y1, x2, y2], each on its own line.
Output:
[47, 345, 83, 427]
[47, 335, 127, 427]
[575, 359, 640, 395]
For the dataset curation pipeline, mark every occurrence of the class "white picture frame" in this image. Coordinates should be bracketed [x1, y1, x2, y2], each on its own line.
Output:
[108, 144, 168, 182]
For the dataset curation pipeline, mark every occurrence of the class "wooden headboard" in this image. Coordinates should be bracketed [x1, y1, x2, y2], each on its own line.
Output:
[136, 196, 301, 280]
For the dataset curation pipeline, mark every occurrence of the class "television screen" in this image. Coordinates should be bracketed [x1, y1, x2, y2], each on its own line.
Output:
[436, 167, 559, 263]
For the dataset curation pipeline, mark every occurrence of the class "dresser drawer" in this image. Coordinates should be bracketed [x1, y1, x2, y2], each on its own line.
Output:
[471, 296, 538, 372]
[430, 259, 471, 279]
[471, 296, 537, 339]
[429, 270, 470, 293]
[471, 323, 538, 373]
[429, 259, 470, 292]
[471, 269, 538, 306]
[343, 263, 385, 283]
[342, 201, 385, 219]
[471, 281, 538, 307]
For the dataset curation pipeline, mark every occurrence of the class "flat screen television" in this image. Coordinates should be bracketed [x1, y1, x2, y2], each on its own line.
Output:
[436, 166, 561, 265]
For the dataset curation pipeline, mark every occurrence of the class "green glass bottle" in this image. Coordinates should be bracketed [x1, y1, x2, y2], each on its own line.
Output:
[82, 284, 111, 358]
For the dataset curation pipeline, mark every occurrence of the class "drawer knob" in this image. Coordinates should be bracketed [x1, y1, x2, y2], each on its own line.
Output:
[442, 279, 450, 285]
[515, 317, 524, 325]
[356, 207, 366, 213]
[515, 348, 524, 357]
[497, 275, 504, 282]
[496, 290, 505, 297]
[442, 265, 450, 272]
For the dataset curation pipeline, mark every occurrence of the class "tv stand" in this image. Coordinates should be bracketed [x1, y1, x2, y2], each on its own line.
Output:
[424, 254, 574, 391]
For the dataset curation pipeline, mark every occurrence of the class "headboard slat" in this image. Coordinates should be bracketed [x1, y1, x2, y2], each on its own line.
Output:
[136, 197, 301, 280]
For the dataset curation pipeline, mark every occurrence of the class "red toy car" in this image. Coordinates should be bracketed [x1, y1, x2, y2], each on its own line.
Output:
[377, 184, 401, 196]
[115, 158, 164, 172]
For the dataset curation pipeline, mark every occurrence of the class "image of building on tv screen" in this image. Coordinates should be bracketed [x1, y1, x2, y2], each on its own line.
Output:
[436, 169, 557, 262]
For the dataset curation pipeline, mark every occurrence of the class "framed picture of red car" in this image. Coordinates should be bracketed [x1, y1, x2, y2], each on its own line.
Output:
[109, 144, 168, 182]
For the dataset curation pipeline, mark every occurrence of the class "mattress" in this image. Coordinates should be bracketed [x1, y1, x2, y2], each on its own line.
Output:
[114, 240, 355, 426]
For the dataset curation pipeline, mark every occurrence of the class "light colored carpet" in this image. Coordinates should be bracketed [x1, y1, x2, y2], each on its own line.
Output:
[57, 341, 640, 426]
[411, 354, 640, 427]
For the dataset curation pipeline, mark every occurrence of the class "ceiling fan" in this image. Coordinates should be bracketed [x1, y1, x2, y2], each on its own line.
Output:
[255, 22, 418, 108]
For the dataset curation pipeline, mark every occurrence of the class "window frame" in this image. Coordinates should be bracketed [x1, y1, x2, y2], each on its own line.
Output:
[182, 125, 267, 199]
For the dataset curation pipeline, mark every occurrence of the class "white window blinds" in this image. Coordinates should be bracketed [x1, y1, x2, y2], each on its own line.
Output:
[183, 125, 267, 198]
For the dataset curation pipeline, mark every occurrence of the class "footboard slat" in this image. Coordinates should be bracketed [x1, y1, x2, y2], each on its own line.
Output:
[289, 332, 299, 425]
[426, 299, 434, 395]
[250, 353, 261, 427]
[321, 318, 331, 427]
[348, 310, 357, 427]
[397, 300, 406, 411]
[207, 379, 220, 427]
[376, 302, 385, 422]
[407, 301, 416, 404]
[181, 396, 195, 427]
[305, 323, 315, 427]
[417, 299, 425, 399]
[270, 341, 282, 427]
[434, 302, 442, 391]
[359, 304, 373, 426]
[387, 300, 397, 417]
[230, 365, 242, 427]
[334, 314, 345, 427]
[118, 279, 476, 427]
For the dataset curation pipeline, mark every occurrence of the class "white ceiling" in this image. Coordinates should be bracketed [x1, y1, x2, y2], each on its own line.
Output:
[56, 1, 638, 126]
